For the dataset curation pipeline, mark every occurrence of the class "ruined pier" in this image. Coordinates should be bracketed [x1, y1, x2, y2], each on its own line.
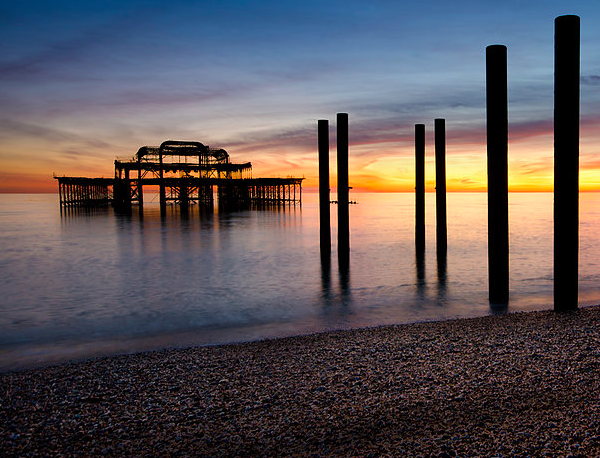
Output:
[55, 140, 303, 211]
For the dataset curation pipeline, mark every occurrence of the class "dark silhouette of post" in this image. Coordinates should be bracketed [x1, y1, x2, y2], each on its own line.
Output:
[437, 248, 447, 291]
[320, 252, 331, 299]
[416, 248, 425, 300]
[159, 147, 166, 216]
[337, 113, 350, 260]
[435, 118, 447, 253]
[137, 154, 144, 208]
[319, 120, 331, 258]
[486, 44, 509, 304]
[554, 15, 580, 311]
[415, 124, 426, 252]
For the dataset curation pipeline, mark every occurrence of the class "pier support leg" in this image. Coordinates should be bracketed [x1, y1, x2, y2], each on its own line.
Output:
[415, 124, 425, 252]
[435, 118, 447, 254]
[138, 158, 143, 208]
[337, 113, 350, 262]
[487, 44, 509, 305]
[180, 182, 189, 215]
[554, 15, 580, 311]
[319, 119, 331, 258]
[159, 149, 166, 216]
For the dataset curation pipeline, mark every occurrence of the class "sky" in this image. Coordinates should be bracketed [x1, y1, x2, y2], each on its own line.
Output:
[1, 0, 600, 192]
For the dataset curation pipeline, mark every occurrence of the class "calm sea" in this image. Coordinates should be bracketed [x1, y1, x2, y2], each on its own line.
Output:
[1, 192, 600, 371]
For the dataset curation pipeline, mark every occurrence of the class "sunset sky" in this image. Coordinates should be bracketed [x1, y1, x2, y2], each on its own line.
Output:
[1, 0, 600, 192]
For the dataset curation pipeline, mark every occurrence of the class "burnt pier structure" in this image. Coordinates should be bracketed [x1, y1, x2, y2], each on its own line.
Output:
[56, 140, 303, 212]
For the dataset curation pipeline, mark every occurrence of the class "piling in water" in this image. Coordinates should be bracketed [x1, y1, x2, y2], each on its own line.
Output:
[318, 119, 331, 257]
[435, 118, 447, 253]
[486, 44, 509, 305]
[159, 147, 166, 215]
[554, 15, 580, 311]
[337, 113, 350, 260]
[415, 124, 426, 252]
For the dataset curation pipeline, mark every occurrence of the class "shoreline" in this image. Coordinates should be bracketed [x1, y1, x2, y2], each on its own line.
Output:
[3, 306, 600, 456]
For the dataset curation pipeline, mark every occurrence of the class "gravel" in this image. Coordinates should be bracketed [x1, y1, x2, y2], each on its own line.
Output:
[2, 306, 600, 457]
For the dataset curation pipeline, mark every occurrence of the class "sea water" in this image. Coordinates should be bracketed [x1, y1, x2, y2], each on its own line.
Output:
[1, 192, 600, 371]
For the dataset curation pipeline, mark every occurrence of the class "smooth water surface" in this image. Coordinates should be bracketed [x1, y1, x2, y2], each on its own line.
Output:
[2, 192, 600, 371]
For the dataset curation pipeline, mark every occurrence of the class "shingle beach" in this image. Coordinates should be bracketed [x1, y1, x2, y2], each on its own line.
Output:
[3, 306, 600, 457]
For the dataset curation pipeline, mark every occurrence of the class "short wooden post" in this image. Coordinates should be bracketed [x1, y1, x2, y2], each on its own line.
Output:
[318, 119, 331, 257]
[415, 124, 425, 252]
[337, 113, 350, 260]
[435, 118, 447, 253]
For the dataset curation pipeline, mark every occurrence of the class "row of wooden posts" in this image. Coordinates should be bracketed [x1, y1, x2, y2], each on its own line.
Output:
[318, 15, 580, 312]
[318, 114, 349, 264]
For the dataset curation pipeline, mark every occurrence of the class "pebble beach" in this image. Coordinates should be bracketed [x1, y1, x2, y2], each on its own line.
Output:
[2, 306, 600, 457]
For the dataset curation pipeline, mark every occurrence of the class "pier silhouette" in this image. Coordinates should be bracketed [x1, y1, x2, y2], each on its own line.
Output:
[56, 140, 303, 214]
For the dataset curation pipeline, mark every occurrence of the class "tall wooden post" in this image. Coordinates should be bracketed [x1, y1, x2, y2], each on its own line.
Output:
[487, 44, 509, 304]
[554, 15, 580, 311]
[318, 119, 331, 257]
[337, 113, 350, 260]
[435, 118, 447, 253]
[415, 124, 425, 252]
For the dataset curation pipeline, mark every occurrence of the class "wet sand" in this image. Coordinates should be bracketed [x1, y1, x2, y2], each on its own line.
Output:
[2, 306, 600, 457]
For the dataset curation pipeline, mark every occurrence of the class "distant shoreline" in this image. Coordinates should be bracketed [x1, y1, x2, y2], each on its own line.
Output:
[3, 306, 600, 456]
[6, 190, 600, 194]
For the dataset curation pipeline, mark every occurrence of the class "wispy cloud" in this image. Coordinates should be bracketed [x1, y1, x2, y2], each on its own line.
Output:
[582, 75, 600, 86]
[0, 118, 112, 149]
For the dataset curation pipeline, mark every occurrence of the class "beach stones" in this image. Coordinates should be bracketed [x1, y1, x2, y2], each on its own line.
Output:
[3, 307, 600, 456]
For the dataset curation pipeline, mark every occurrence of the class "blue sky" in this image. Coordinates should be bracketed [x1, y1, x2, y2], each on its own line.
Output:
[1, 0, 600, 191]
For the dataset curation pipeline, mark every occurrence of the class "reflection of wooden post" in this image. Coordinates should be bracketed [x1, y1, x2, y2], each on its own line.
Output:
[137, 154, 144, 207]
[337, 113, 350, 258]
[554, 15, 580, 311]
[434, 118, 447, 253]
[487, 44, 509, 304]
[415, 124, 425, 252]
[180, 181, 189, 213]
[159, 148, 166, 215]
[318, 119, 331, 257]
[124, 169, 132, 210]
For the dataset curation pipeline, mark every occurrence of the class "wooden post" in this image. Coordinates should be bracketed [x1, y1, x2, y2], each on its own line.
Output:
[487, 44, 509, 304]
[415, 124, 425, 252]
[554, 15, 580, 311]
[337, 113, 350, 260]
[435, 118, 447, 253]
[319, 119, 331, 257]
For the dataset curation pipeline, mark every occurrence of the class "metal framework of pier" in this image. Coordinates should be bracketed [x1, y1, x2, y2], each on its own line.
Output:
[56, 140, 303, 211]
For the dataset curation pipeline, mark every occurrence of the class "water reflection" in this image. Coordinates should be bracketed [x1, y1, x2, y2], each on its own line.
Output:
[489, 301, 509, 315]
[339, 250, 351, 302]
[10, 192, 598, 372]
[320, 252, 331, 299]
[416, 247, 426, 299]
[437, 246, 447, 303]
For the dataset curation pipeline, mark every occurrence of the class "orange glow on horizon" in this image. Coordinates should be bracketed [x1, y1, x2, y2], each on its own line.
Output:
[3, 122, 600, 193]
